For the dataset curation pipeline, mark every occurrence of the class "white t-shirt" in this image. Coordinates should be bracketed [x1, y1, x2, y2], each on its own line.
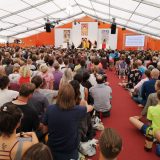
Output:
[0, 89, 19, 107]
[89, 74, 97, 86]
[9, 73, 20, 84]
[80, 84, 85, 100]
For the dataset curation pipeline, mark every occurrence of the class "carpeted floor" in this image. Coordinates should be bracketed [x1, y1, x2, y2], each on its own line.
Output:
[92, 70, 160, 160]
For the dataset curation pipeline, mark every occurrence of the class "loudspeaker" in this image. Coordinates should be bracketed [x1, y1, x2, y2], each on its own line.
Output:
[14, 39, 21, 44]
[45, 22, 51, 32]
[111, 23, 116, 34]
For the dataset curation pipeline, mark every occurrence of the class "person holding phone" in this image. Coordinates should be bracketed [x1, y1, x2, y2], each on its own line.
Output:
[0, 103, 38, 160]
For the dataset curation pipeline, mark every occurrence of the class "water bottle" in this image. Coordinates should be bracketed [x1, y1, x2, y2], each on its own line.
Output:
[144, 127, 154, 152]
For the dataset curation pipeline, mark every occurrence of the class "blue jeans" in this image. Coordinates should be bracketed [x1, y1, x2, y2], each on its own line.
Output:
[132, 96, 146, 106]
[132, 96, 142, 104]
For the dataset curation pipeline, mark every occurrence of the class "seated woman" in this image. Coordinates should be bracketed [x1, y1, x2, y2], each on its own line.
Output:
[19, 65, 31, 86]
[70, 80, 95, 141]
[129, 90, 160, 155]
[22, 143, 53, 160]
[119, 62, 142, 89]
[59, 68, 73, 88]
[0, 103, 38, 160]
[74, 73, 88, 101]
[38, 64, 54, 90]
[81, 72, 94, 105]
[99, 128, 122, 160]
[43, 83, 93, 160]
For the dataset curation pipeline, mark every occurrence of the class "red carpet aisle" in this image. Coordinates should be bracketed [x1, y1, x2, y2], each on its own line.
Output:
[92, 70, 159, 160]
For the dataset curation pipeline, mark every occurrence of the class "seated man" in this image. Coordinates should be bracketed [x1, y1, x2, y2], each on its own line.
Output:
[5, 83, 40, 133]
[0, 75, 19, 107]
[76, 59, 88, 76]
[28, 75, 49, 122]
[99, 128, 122, 160]
[131, 70, 150, 104]
[141, 68, 159, 106]
[141, 80, 160, 116]
[89, 74, 112, 117]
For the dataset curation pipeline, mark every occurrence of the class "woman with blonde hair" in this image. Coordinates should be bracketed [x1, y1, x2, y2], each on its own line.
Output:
[38, 64, 54, 90]
[19, 65, 31, 86]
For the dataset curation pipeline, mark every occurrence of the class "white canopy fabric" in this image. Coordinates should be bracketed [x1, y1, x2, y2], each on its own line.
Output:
[0, 0, 160, 39]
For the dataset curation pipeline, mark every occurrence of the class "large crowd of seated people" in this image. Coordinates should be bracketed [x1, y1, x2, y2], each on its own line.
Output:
[0, 45, 160, 159]
[114, 49, 160, 156]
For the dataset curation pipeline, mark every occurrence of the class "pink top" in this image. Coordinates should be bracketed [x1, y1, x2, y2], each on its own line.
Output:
[39, 72, 54, 89]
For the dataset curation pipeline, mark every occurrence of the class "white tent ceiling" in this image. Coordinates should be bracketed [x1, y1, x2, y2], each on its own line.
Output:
[0, 0, 160, 39]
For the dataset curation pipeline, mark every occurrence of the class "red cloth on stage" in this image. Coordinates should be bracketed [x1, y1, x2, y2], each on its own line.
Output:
[102, 43, 106, 49]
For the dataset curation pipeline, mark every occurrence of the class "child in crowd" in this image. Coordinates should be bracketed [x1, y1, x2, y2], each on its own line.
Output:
[99, 128, 122, 160]
[22, 143, 53, 160]
[118, 55, 127, 79]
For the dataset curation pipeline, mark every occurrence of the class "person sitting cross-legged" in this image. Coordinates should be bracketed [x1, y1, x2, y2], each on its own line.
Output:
[129, 90, 160, 156]
[43, 83, 93, 160]
[89, 74, 112, 118]
[140, 68, 160, 106]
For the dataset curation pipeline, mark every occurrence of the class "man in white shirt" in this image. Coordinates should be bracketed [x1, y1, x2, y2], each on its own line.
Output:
[133, 69, 150, 92]
[0, 75, 19, 107]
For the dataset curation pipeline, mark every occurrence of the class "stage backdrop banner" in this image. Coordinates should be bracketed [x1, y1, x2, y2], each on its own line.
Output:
[81, 23, 88, 36]
[63, 30, 70, 43]
[55, 28, 72, 48]
[72, 22, 98, 48]
[101, 30, 109, 44]
[98, 29, 118, 50]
